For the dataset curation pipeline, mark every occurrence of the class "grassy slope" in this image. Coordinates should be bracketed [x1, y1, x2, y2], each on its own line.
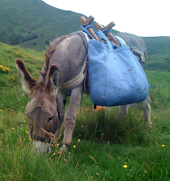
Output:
[0, 0, 83, 51]
[1, 42, 170, 180]
[143, 37, 170, 71]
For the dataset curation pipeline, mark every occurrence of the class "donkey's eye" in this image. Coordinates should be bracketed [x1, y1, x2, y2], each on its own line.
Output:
[48, 117, 53, 123]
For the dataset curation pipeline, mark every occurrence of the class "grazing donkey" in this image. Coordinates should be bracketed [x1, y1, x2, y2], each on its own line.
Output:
[16, 31, 151, 153]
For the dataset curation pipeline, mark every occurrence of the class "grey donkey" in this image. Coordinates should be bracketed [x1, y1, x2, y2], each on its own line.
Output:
[16, 32, 151, 153]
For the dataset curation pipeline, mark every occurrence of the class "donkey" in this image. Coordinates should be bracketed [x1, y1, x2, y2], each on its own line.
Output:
[16, 31, 151, 153]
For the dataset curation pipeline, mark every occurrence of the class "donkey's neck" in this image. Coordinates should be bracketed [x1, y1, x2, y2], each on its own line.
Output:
[39, 33, 87, 86]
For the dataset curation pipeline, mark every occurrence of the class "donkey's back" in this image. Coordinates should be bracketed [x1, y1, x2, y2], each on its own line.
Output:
[116, 33, 147, 54]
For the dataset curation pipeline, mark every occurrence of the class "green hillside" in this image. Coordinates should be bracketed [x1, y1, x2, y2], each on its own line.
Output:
[143, 37, 170, 55]
[0, 0, 170, 72]
[143, 37, 170, 72]
[0, 0, 118, 51]
[0, 0, 84, 51]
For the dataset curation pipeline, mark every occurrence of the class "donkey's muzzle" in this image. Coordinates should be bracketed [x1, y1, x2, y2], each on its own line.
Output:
[33, 141, 51, 154]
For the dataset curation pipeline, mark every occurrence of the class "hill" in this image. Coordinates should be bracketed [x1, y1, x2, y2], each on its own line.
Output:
[143, 37, 170, 72]
[0, 0, 118, 51]
[0, 0, 170, 72]
[0, 0, 84, 51]
[143, 37, 170, 56]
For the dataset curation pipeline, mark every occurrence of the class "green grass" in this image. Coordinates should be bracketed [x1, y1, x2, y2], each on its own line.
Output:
[1, 41, 170, 180]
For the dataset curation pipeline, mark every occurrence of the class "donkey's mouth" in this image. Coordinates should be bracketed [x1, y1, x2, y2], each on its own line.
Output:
[33, 141, 51, 154]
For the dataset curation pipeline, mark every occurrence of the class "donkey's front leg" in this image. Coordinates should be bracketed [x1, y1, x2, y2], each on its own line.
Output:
[62, 85, 83, 148]
[57, 92, 67, 130]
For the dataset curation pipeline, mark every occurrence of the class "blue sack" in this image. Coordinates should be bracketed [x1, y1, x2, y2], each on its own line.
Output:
[81, 26, 149, 107]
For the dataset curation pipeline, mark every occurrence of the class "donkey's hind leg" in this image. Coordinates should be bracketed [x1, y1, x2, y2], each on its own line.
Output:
[62, 84, 83, 150]
[141, 96, 152, 127]
[117, 105, 129, 120]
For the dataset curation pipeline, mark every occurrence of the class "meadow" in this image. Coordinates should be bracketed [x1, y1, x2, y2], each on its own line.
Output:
[1, 41, 170, 180]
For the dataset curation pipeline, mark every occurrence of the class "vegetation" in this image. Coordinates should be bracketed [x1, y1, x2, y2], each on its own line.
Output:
[1, 34, 170, 180]
[1, 0, 170, 180]
[0, 0, 118, 51]
[143, 36, 170, 72]
[0, 0, 83, 51]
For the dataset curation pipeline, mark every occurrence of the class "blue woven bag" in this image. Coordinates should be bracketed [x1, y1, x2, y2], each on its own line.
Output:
[81, 26, 149, 106]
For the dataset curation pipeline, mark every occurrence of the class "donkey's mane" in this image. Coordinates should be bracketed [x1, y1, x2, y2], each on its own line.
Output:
[31, 35, 71, 92]
[41, 35, 71, 82]
[31, 34, 71, 92]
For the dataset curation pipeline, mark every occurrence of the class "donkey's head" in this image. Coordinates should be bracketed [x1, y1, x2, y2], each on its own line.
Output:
[16, 59, 62, 153]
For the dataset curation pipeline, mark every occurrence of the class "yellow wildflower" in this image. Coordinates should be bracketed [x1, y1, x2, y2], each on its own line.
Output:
[12, 127, 15, 130]
[78, 139, 80, 142]
[25, 131, 29, 134]
[73, 145, 76, 148]
[123, 165, 128, 168]
[0, 65, 10, 72]
[15, 51, 21, 56]
[162, 144, 165, 147]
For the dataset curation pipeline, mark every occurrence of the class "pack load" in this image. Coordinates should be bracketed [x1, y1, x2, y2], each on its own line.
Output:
[80, 16, 149, 107]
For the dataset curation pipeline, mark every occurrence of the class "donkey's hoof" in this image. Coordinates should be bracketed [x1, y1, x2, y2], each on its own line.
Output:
[145, 121, 152, 128]
[61, 144, 68, 152]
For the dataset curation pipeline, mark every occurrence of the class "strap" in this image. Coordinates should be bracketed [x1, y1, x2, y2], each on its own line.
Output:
[97, 30, 113, 50]
[60, 32, 88, 91]
[82, 32, 89, 42]
[81, 25, 94, 39]
[60, 59, 87, 90]
[103, 29, 110, 34]
[30, 132, 52, 143]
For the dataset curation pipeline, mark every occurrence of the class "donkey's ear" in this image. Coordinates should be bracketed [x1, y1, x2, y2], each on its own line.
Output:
[46, 64, 62, 96]
[16, 59, 36, 94]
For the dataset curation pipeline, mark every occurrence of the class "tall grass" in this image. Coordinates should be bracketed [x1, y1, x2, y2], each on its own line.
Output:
[1, 42, 170, 180]
[75, 108, 151, 145]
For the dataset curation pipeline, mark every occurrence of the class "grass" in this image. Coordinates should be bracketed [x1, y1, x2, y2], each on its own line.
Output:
[1, 41, 170, 180]
[0, 0, 83, 51]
